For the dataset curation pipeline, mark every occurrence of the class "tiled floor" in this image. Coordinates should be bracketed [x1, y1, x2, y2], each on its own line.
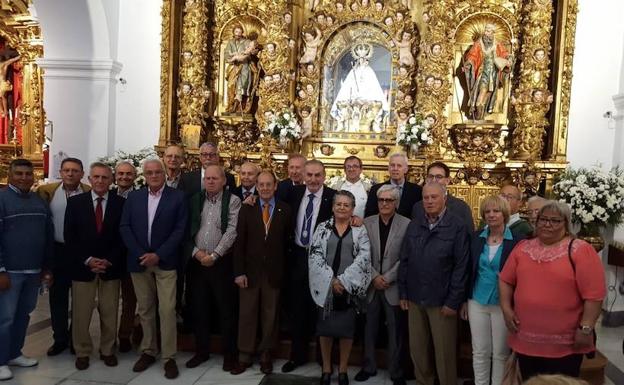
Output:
[3, 294, 620, 385]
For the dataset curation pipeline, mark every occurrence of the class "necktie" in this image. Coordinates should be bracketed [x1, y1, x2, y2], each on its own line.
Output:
[243, 191, 251, 200]
[95, 197, 104, 234]
[300, 193, 315, 246]
[396, 185, 403, 207]
[262, 203, 271, 234]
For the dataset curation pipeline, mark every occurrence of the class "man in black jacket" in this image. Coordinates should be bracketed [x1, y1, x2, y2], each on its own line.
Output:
[365, 153, 422, 218]
[65, 162, 126, 370]
[179, 142, 236, 196]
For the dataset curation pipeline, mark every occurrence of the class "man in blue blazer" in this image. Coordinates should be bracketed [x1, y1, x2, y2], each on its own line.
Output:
[120, 159, 188, 380]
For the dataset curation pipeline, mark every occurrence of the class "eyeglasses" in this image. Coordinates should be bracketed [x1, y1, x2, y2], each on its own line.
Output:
[144, 170, 164, 176]
[378, 198, 396, 204]
[537, 217, 564, 226]
[499, 193, 520, 201]
[345, 164, 361, 170]
[426, 174, 446, 182]
[200, 152, 218, 158]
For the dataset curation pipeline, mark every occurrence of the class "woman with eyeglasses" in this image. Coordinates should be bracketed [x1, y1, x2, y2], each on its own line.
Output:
[308, 190, 371, 385]
[460, 195, 525, 385]
[499, 201, 606, 381]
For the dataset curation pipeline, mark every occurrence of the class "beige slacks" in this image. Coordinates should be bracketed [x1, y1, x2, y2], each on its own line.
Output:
[407, 302, 458, 385]
[131, 266, 177, 360]
[72, 277, 120, 357]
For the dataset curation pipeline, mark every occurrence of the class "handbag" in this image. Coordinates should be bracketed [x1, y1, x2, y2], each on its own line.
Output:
[501, 352, 522, 385]
[567, 239, 597, 359]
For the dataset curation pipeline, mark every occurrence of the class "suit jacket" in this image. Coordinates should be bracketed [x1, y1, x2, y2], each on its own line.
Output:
[364, 213, 410, 306]
[120, 186, 188, 272]
[287, 185, 336, 247]
[179, 169, 236, 198]
[64, 192, 126, 281]
[365, 180, 422, 218]
[231, 185, 259, 201]
[276, 178, 297, 202]
[412, 194, 475, 232]
[37, 181, 92, 203]
[233, 199, 292, 288]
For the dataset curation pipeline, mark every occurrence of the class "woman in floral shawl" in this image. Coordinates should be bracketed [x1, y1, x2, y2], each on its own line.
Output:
[308, 190, 371, 385]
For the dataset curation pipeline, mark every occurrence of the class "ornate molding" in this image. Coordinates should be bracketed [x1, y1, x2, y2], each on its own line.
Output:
[159, 0, 172, 144]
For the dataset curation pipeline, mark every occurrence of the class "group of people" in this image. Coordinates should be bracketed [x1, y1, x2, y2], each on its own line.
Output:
[0, 142, 606, 385]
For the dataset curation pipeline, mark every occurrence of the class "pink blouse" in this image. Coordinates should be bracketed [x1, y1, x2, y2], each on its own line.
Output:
[499, 237, 606, 358]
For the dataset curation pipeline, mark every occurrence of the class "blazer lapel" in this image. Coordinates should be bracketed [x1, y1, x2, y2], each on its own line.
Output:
[370, 218, 381, 271]
[152, 186, 168, 223]
[383, 216, 399, 262]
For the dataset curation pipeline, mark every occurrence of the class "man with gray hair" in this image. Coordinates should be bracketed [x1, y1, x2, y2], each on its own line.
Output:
[365, 153, 422, 218]
[526, 195, 547, 229]
[120, 158, 188, 379]
[398, 182, 469, 385]
[356, 185, 410, 385]
[180, 142, 236, 197]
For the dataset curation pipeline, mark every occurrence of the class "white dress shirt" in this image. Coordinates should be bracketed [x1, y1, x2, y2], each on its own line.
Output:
[340, 179, 367, 218]
[147, 184, 165, 246]
[50, 183, 84, 243]
[295, 186, 324, 248]
[91, 191, 109, 217]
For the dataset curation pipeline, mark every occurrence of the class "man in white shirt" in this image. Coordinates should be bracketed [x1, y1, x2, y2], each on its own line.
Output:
[334, 156, 370, 219]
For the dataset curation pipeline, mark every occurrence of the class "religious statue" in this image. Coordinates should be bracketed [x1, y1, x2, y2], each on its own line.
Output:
[300, 27, 323, 64]
[224, 25, 259, 113]
[393, 30, 415, 67]
[0, 53, 20, 118]
[462, 23, 512, 120]
[330, 42, 389, 132]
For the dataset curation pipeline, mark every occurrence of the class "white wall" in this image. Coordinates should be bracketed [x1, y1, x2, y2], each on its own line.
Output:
[113, 0, 161, 153]
[566, 0, 624, 170]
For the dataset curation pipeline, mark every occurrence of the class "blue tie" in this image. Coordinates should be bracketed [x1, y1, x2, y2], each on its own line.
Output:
[300, 193, 315, 246]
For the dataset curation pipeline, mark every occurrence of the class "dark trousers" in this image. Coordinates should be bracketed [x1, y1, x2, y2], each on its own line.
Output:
[517, 353, 584, 380]
[363, 291, 403, 379]
[50, 242, 72, 345]
[286, 245, 316, 363]
[188, 256, 237, 356]
[118, 275, 137, 340]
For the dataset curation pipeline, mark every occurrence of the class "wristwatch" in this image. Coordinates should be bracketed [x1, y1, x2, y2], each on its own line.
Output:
[579, 325, 594, 335]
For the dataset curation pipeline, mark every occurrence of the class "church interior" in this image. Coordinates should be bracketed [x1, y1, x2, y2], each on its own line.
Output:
[0, 0, 624, 384]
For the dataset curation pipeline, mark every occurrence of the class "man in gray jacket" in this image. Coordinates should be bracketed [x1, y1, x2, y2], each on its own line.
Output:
[399, 182, 469, 385]
[356, 185, 410, 385]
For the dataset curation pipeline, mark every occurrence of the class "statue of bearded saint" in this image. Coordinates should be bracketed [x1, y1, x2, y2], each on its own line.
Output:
[224, 25, 259, 113]
[462, 23, 513, 121]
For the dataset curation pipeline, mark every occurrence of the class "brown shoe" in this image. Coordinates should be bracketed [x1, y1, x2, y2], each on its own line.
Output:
[100, 354, 118, 367]
[260, 351, 273, 374]
[132, 353, 156, 372]
[230, 361, 252, 375]
[75, 357, 89, 370]
[185, 353, 209, 368]
[164, 359, 179, 379]
[222, 354, 237, 372]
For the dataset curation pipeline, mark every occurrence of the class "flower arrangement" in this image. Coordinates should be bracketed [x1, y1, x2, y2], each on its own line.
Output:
[553, 166, 624, 227]
[98, 147, 159, 189]
[396, 114, 433, 147]
[263, 108, 302, 143]
[326, 172, 377, 189]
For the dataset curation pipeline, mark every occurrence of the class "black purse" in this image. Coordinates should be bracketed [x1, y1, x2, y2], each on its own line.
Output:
[567, 239, 597, 359]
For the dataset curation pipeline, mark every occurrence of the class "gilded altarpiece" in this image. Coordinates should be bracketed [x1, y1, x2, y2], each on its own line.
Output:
[159, 0, 579, 212]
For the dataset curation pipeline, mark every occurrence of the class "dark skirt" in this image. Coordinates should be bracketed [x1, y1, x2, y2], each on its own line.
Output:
[315, 307, 356, 339]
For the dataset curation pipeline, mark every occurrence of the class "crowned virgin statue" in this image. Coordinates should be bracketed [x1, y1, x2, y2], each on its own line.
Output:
[330, 43, 389, 132]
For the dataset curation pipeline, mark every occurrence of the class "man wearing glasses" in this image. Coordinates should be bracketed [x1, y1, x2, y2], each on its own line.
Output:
[333, 156, 371, 219]
[412, 161, 474, 232]
[180, 142, 236, 197]
[357, 185, 410, 385]
[499, 184, 532, 236]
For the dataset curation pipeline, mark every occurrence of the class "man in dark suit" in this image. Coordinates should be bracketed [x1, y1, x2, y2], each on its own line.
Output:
[231, 162, 259, 201]
[231, 171, 292, 375]
[65, 162, 125, 370]
[282, 159, 336, 373]
[365, 153, 422, 218]
[276, 153, 306, 202]
[119, 159, 188, 379]
[179, 142, 236, 196]
[163, 144, 185, 189]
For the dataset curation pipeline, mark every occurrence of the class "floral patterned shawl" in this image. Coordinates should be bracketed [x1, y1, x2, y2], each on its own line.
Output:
[308, 218, 372, 310]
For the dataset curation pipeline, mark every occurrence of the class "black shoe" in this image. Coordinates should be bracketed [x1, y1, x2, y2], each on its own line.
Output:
[391, 377, 407, 385]
[281, 360, 303, 373]
[320, 372, 331, 385]
[185, 353, 209, 368]
[118, 338, 132, 353]
[69, 344, 75, 355]
[47, 343, 67, 356]
[354, 369, 377, 381]
[338, 372, 349, 385]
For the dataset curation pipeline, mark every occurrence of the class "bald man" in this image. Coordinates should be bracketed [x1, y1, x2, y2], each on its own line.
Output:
[232, 162, 260, 201]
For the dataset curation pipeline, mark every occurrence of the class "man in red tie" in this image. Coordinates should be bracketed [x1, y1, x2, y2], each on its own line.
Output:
[64, 162, 126, 370]
[230, 171, 292, 375]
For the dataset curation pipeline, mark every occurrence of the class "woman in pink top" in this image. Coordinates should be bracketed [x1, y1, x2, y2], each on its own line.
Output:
[499, 201, 605, 381]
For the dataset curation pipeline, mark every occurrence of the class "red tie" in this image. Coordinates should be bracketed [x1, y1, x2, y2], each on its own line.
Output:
[95, 197, 104, 234]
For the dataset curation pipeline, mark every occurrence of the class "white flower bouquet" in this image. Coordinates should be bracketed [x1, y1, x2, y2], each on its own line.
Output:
[98, 147, 159, 189]
[553, 166, 624, 227]
[263, 108, 302, 142]
[396, 114, 433, 147]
